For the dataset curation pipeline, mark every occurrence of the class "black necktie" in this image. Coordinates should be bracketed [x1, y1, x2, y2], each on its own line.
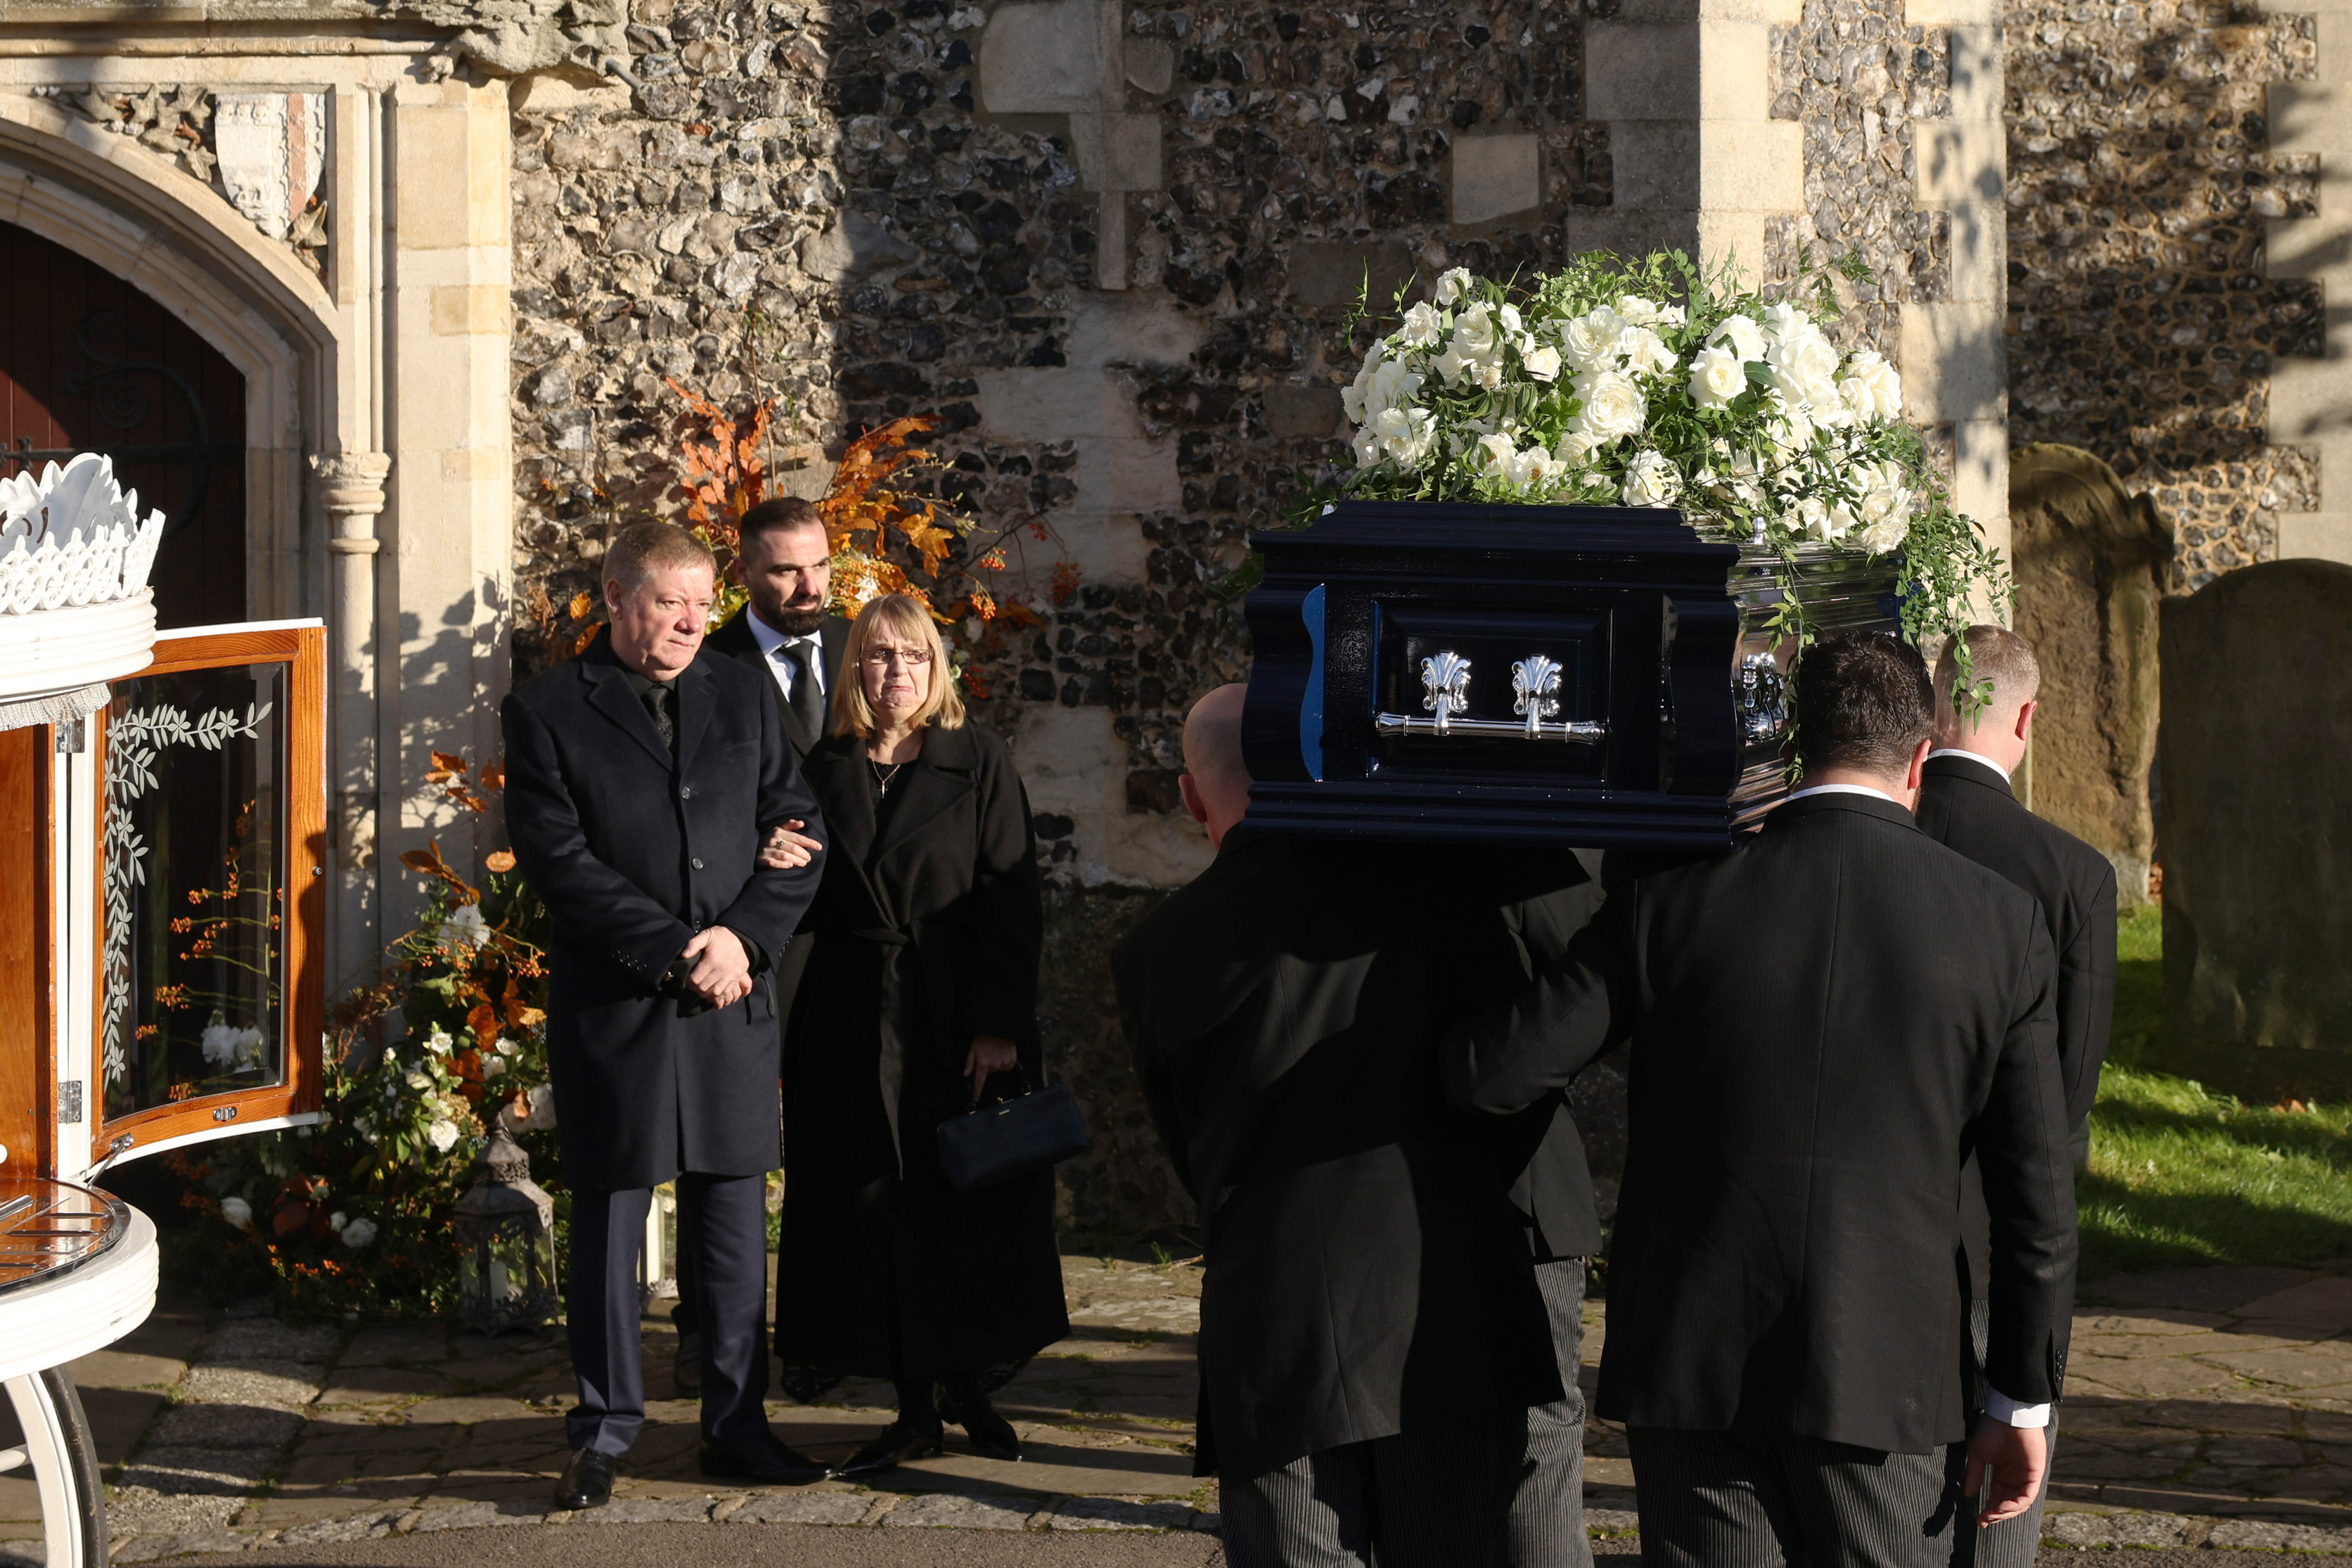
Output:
[781, 639, 824, 740]
[641, 682, 675, 751]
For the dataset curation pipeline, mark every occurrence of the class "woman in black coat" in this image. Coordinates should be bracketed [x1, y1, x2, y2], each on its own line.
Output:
[776, 592, 1067, 1474]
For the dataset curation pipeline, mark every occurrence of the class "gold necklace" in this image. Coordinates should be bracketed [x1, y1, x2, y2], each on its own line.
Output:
[869, 756, 906, 795]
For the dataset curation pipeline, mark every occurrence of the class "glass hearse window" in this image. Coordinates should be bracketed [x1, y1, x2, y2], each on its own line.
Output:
[101, 661, 288, 1117]
[96, 624, 323, 1154]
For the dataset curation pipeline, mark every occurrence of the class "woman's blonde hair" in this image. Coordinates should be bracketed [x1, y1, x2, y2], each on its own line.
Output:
[832, 593, 967, 738]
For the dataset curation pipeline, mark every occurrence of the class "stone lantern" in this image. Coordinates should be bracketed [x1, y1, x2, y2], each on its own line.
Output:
[451, 1126, 557, 1334]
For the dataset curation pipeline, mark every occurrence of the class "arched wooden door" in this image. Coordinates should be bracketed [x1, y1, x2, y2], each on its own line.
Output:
[0, 221, 247, 629]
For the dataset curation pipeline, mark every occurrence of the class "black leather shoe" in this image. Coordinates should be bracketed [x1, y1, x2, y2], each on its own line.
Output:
[957, 1399, 1023, 1463]
[698, 1435, 829, 1486]
[671, 1328, 703, 1396]
[553, 1448, 616, 1510]
[833, 1418, 946, 1479]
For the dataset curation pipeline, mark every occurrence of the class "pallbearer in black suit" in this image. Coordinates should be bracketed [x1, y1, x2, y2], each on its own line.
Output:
[1919, 624, 2117, 1568]
[500, 522, 830, 1509]
[1117, 686, 1574, 1568]
[773, 593, 1067, 1476]
[678, 497, 849, 1394]
[1445, 632, 2078, 1568]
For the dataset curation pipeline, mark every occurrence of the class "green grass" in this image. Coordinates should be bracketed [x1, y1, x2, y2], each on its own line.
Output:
[2078, 908, 2352, 1278]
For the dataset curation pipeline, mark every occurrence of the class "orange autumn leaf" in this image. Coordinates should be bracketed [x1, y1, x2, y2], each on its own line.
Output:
[467, 1000, 501, 1043]
[479, 759, 506, 792]
[567, 591, 594, 621]
[399, 841, 480, 907]
[484, 849, 516, 874]
[427, 750, 468, 784]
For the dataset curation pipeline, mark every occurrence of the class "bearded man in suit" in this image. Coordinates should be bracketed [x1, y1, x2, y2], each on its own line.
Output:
[1918, 624, 2117, 1568]
[1445, 631, 2077, 1568]
[671, 496, 849, 1392]
[502, 520, 828, 1508]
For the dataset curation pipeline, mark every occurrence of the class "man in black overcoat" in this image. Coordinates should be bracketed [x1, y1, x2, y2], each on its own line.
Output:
[1115, 685, 1580, 1568]
[1444, 631, 2078, 1568]
[1919, 624, 2117, 1568]
[681, 496, 848, 1393]
[501, 521, 828, 1508]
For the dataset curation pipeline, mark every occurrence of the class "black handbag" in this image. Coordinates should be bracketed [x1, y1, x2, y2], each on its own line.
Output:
[934, 1067, 1091, 1192]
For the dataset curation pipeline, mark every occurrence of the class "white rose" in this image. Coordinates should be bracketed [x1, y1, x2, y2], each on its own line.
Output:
[1572, 370, 1647, 444]
[1474, 432, 1517, 476]
[1839, 349, 1903, 422]
[1522, 344, 1563, 383]
[1363, 359, 1425, 420]
[340, 1217, 378, 1249]
[405, 1070, 432, 1092]
[1801, 496, 1858, 542]
[425, 1028, 454, 1056]
[426, 1117, 461, 1154]
[1434, 266, 1474, 306]
[1621, 449, 1684, 508]
[1617, 295, 1663, 326]
[483, 1054, 508, 1079]
[1396, 301, 1444, 349]
[1619, 326, 1678, 380]
[1451, 304, 1499, 358]
[1657, 304, 1688, 328]
[1562, 307, 1625, 371]
[1761, 300, 1811, 344]
[1688, 344, 1748, 409]
[1554, 430, 1598, 468]
[1709, 313, 1768, 361]
[1351, 425, 1382, 467]
[219, 1196, 253, 1231]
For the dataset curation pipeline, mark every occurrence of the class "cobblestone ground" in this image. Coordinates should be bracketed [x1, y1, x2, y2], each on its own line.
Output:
[12, 1261, 2352, 1561]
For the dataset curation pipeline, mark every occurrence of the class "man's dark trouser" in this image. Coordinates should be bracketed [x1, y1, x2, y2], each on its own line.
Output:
[1511, 1257, 1593, 1568]
[1627, 1428, 1974, 1568]
[566, 1173, 771, 1455]
[1221, 1410, 1527, 1568]
[1966, 1297, 2051, 1568]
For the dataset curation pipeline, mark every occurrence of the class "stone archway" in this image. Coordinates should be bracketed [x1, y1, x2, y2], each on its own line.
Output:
[2010, 442, 2173, 906]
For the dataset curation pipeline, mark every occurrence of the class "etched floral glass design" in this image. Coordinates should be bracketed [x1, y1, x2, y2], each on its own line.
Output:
[101, 662, 287, 1119]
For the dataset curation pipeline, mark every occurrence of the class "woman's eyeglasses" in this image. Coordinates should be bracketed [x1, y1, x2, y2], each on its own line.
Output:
[862, 645, 935, 669]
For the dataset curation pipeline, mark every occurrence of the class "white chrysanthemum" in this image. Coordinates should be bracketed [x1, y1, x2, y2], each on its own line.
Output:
[1709, 313, 1768, 362]
[1621, 449, 1684, 508]
[1688, 344, 1748, 409]
[1839, 349, 1903, 422]
[220, 1196, 253, 1230]
[1396, 301, 1444, 349]
[1619, 326, 1678, 379]
[426, 1117, 461, 1154]
[1572, 370, 1647, 444]
[1522, 343, 1563, 383]
[340, 1217, 379, 1248]
[1434, 266, 1474, 306]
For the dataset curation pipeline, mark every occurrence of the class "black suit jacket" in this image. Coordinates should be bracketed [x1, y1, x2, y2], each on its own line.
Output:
[1446, 792, 2076, 1454]
[707, 608, 852, 757]
[1114, 833, 1574, 1482]
[500, 631, 825, 1190]
[1915, 755, 2116, 1132]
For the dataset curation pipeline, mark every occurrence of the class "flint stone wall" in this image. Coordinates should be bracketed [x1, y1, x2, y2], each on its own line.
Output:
[2005, 0, 2322, 589]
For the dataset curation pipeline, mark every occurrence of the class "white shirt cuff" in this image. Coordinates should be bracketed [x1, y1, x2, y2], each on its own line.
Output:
[1983, 1387, 2052, 1428]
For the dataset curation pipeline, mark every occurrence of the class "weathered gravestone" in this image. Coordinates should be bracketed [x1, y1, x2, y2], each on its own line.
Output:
[2012, 444, 2171, 908]
[2157, 560, 2352, 1098]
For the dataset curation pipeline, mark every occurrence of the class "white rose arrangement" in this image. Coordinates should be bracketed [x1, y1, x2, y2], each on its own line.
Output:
[1330, 249, 2005, 644]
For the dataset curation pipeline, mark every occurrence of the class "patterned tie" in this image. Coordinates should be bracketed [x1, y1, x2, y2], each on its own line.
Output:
[641, 681, 675, 751]
[780, 638, 824, 740]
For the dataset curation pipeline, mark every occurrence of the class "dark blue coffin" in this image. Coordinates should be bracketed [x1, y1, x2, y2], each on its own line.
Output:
[1239, 501, 1903, 852]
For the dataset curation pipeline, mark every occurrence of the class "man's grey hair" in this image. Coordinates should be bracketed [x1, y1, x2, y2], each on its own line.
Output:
[604, 520, 716, 595]
[1934, 624, 2041, 719]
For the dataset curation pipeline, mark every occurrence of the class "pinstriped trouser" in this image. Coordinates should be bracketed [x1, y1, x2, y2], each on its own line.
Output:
[1626, 1428, 1976, 1568]
[1510, 1258, 1595, 1568]
[1219, 1410, 1527, 1568]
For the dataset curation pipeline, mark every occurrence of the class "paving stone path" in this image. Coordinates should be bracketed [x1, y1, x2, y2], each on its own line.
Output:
[14, 1260, 2352, 1561]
